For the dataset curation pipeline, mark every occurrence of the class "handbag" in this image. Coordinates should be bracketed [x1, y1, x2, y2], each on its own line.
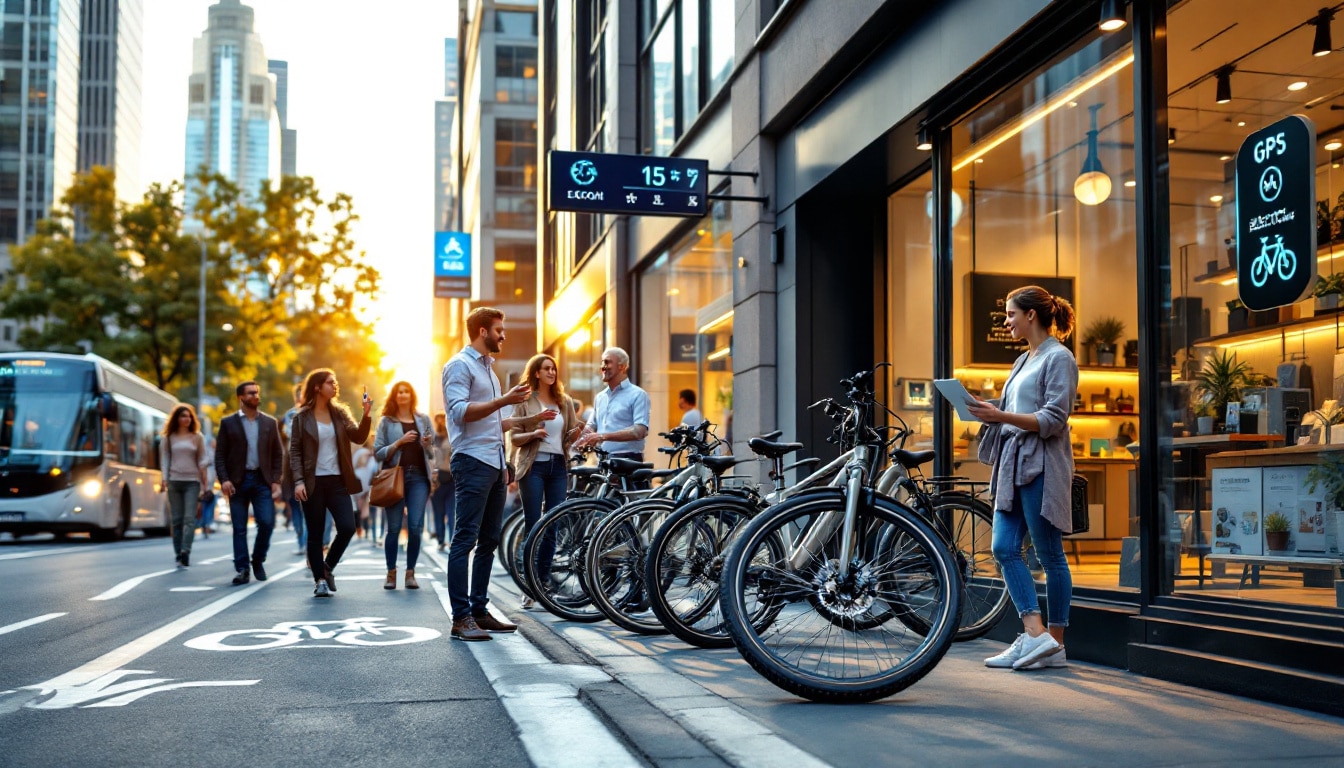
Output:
[370, 452, 405, 507]
[1068, 474, 1090, 535]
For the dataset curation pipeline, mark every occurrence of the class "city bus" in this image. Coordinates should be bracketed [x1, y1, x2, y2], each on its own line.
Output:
[0, 352, 180, 541]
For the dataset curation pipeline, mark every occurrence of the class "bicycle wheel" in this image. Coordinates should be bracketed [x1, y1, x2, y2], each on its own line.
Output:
[500, 508, 525, 581]
[522, 498, 617, 622]
[645, 495, 773, 648]
[719, 492, 960, 703]
[585, 498, 676, 634]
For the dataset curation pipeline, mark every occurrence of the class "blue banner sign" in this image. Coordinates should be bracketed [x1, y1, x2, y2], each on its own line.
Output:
[434, 231, 472, 299]
[1236, 115, 1317, 311]
[547, 150, 709, 218]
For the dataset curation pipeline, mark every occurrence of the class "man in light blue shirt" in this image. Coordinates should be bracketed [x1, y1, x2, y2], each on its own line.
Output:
[441, 307, 555, 641]
[575, 347, 651, 461]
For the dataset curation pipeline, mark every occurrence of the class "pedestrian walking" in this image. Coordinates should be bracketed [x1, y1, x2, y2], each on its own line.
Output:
[289, 368, 373, 598]
[282, 383, 307, 555]
[429, 412, 455, 552]
[574, 347, 651, 462]
[352, 437, 375, 541]
[373, 382, 434, 590]
[214, 381, 285, 585]
[198, 439, 218, 538]
[510, 354, 581, 609]
[442, 307, 555, 640]
[969, 284, 1078, 671]
[160, 404, 208, 568]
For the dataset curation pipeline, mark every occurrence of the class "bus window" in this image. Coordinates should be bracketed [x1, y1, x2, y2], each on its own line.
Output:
[119, 413, 138, 464]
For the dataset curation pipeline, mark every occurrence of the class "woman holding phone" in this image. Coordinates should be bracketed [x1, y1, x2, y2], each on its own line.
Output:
[373, 381, 434, 589]
[289, 368, 373, 597]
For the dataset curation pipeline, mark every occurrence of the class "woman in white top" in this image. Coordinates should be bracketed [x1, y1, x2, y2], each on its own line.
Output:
[159, 404, 209, 568]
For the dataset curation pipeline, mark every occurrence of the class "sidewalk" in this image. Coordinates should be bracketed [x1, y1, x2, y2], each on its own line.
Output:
[497, 579, 1344, 767]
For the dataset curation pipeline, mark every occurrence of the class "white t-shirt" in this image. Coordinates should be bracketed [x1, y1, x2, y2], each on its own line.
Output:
[539, 411, 565, 455]
[315, 419, 340, 476]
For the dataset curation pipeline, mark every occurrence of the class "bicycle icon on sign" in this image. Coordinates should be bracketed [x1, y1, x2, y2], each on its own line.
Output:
[1249, 234, 1296, 288]
[184, 617, 441, 651]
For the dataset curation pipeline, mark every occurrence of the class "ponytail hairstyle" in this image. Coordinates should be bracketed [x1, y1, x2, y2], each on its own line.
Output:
[1006, 285, 1076, 341]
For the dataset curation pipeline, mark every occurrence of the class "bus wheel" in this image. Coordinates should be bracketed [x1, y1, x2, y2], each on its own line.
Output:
[92, 494, 130, 542]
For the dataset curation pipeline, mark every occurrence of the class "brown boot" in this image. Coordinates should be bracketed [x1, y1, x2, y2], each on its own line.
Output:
[404, 568, 419, 589]
[450, 616, 491, 641]
[474, 613, 517, 633]
[384, 569, 397, 590]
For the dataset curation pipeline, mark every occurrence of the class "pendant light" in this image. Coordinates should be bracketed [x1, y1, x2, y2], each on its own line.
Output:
[1215, 66, 1233, 104]
[1074, 104, 1112, 206]
[916, 126, 932, 151]
[1099, 0, 1126, 32]
[1314, 8, 1334, 57]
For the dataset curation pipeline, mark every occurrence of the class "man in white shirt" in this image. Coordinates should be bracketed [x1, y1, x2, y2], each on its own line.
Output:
[575, 348, 651, 461]
[678, 389, 703, 427]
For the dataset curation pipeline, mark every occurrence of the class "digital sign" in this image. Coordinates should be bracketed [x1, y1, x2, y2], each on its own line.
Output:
[434, 231, 472, 299]
[1236, 115, 1317, 311]
[547, 150, 709, 218]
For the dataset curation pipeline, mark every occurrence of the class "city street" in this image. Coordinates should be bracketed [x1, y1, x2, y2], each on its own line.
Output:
[2, 529, 1343, 768]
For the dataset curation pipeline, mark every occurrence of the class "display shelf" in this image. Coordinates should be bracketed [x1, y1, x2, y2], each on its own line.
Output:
[1070, 410, 1140, 417]
[1192, 306, 1344, 347]
[958, 363, 1138, 373]
[1191, 242, 1344, 287]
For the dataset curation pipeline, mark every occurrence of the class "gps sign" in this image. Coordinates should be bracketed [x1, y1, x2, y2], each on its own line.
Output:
[548, 150, 709, 218]
[1236, 115, 1317, 311]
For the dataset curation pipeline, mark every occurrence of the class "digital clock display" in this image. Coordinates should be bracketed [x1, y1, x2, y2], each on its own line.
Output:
[548, 150, 709, 218]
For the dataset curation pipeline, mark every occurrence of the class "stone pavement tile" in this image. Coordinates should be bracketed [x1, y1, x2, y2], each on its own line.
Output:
[581, 681, 728, 765]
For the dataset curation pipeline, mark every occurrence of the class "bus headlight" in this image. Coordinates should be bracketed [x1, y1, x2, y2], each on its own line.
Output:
[80, 479, 102, 498]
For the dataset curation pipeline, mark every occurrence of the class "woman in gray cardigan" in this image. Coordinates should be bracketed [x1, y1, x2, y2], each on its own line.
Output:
[968, 285, 1078, 672]
[372, 381, 434, 590]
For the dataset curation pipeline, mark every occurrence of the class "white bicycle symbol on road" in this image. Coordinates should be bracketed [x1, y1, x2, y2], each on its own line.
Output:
[184, 617, 441, 651]
[1249, 234, 1296, 288]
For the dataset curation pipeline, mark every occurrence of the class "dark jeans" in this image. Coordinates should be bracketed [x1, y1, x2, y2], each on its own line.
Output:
[431, 470, 456, 545]
[385, 468, 430, 570]
[230, 470, 275, 571]
[448, 453, 506, 619]
[167, 479, 200, 557]
[518, 454, 567, 579]
[304, 475, 357, 583]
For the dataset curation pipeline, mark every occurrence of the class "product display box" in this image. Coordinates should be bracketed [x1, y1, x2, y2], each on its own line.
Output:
[1211, 467, 1263, 555]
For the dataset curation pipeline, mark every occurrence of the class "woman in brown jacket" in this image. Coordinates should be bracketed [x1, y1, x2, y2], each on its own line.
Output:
[510, 353, 581, 607]
[290, 368, 373, 597]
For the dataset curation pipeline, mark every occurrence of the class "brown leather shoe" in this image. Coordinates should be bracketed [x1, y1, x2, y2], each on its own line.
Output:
[451, 616, 491, 641]
[404, 569, 419, 589]
[384, 569, 397, 590]
[474, 612, 517, 633]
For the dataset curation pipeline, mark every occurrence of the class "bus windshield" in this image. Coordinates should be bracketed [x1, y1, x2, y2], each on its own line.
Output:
[0, 359, 100, 468]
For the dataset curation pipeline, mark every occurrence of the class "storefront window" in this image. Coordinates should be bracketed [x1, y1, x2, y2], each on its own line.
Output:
[948, 29, 1139, 593]
[558, 312, 605, 422]
[887, 173, 935, 447]
[1162, 0, 1344, 608]
[637, 205, 733, 445]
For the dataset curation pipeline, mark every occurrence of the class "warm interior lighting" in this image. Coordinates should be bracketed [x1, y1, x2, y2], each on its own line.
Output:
[1099, 0, 1126, 31]
[1074, 103, 1112, 206]
[495, 260, 517, 271]
[1168, 128, 1177, 144]
[1124, 179, 1137, 187]
[667, 287, 681, 296]
[564, 328, 592, 351]
[706, 346, 732, 362]
[916, 126, 932, 151]
[1327, 140, 1343, 151]
[698, 310, 734, 335]
[1219, 319, 1344, 349]
[1288, 80, 1309, 91]
[1314, 8, 1334, 56]
[1210, 194, 1224, 203]
[1220, 154, 1233, 161]
[1215, 66, 1233, 104]
[952, 52, 1134, 172]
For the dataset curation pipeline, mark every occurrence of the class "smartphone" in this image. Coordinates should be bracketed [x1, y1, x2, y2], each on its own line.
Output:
[362, 385, 371, 406]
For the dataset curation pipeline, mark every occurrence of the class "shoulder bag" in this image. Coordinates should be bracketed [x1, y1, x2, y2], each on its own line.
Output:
[369, 426, 405, 507]
[1068, 473, 1090, 535]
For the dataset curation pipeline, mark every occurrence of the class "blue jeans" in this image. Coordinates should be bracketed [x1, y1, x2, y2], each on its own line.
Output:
[431, 470, 456, 545]
[448, 453, 506, 619]
[230, 470, 275, 571]
[200, 492, 216, 531]
[518, 454, 567, 577]
[385, 469, 430, 569]
[991, 474, 1072, 626]
[166, 480, 200, 557]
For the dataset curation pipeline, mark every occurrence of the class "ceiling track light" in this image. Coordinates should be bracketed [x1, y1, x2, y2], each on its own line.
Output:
[916, 125, 932, 151]
[1215, 66, 1233, 104]
[1099, 0, 1126, 32]
[1314, 8, 1335, 57]
[1169, 128, 1177, 144]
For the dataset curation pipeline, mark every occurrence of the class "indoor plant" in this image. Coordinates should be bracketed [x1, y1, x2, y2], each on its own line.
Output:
[1194, 349, 1251, 429]
[1263, 510, 1291, 552]
[1082, 316, 1125, 366]
[1314, 272, 1344, 313]
[1191, 398, 1216, 435]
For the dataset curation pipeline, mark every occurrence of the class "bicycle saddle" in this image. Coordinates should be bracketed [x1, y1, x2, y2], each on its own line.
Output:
[753, 429, 784, 441]
[748, 437, 803, 459]
[892, 449, 936, 469]
[570, 466, 601, 478]
[608, 457, 654, 474]
[701, 455, 750, 475]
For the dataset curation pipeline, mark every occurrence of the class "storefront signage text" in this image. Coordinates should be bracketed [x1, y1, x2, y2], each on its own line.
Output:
[969, 273, 1075, 364]
[1235, 115, 1317, 311]
[434, 231, 472, 299]
[547, 150, 709, 218]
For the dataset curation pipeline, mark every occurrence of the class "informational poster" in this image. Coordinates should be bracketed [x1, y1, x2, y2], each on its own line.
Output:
[969, 273, 1074, 364]
[1288, 467, 1330, 553]
[1211, 467, 1263, 555]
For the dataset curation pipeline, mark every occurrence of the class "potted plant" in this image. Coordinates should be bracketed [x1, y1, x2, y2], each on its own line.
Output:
[1194, 349, 1251, 430]
[1191, 398, 1216, 435]
[1226, 298, 1249, 333]
[1315, 272, 1344, 314]
[1082, 316, 1125, 366]
[1263, 510, 1291, 552]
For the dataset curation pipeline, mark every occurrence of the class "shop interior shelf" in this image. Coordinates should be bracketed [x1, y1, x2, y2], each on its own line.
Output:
[1192, 242, 1344, 286]
[1193, 306, 1344, 347]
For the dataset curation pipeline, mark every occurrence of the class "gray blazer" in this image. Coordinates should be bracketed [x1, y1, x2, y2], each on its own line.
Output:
[373, 412, 435, 476]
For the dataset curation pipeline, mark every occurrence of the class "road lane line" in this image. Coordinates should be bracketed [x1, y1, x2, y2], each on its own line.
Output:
[429, 580, 637, 768]
[0, 613, 66, 637]
[0, 546, 106, 561]
[168, 587, 215, 592]
[89, 568, 180, 601]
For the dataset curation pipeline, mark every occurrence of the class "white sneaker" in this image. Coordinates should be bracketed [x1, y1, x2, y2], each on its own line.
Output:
[520, 596, 535, 610]
[1012, 632, 1062, 669]
[984, 633, 1030, 668]
[1020, 647, 1068, 670]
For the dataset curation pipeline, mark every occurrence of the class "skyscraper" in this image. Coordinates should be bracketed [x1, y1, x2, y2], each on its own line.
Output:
[182, 0, 280, 219]
[77, 0, 144, 206]
[268, 58, 296, 176]
[434, 39, 457, 231]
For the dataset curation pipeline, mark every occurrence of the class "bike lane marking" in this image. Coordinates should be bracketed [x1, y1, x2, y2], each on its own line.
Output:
[89, 568, 180, 601]
[0, 613, 66, 637]
[1, 561, 306, 711]
[426, 574, 637, 767]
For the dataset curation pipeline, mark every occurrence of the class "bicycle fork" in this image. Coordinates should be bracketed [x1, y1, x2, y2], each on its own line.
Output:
[787, 444, 870, 575]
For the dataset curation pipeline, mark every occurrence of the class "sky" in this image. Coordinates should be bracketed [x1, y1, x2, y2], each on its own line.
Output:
[140, 0, 458, 392]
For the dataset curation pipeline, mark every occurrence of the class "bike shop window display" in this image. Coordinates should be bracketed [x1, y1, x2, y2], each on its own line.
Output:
[1160, 0, 1344, 609]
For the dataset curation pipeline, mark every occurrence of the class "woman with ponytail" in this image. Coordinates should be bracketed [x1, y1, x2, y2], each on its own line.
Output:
[968, 285, 1079, 672]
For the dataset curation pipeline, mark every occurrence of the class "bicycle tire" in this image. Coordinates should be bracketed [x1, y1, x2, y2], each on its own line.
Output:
[584, 498, 677, 634]
[719, 492, 960, 703]
[500, 508, 525, 579]
[522, 498, 618, 622]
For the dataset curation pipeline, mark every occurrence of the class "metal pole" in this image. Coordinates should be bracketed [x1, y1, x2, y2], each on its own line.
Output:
[198, 238, 207, 412]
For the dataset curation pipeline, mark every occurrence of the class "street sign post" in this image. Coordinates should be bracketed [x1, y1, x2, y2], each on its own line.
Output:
[547, 150, 709, 217]
[1236, 115, 1317, 311]
[434, 231, 472, 299]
